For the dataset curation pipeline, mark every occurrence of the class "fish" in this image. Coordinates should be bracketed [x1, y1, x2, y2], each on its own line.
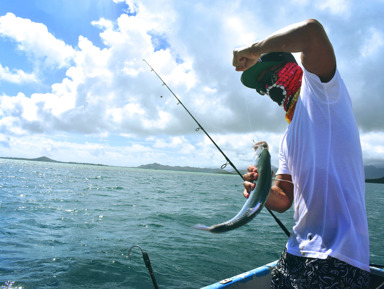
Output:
[194, 141, 272, 233]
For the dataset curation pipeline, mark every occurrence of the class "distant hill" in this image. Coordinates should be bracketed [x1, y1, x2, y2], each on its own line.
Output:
[31, 156, 58, 162]
[365, 177, 384, 184]
[0, 156, 58, 163]
[0, 156, 106, 167]
[364, 165, 384, 183]
[137, 163, 282, 176]
[2, 156, 384, 181]
[138, 163, 384, 181]
[137, 163, 235, 174]
[364, 165, 384, 179]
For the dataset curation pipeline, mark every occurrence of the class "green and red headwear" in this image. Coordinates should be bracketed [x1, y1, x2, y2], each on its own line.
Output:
[241, 52, 303, 123]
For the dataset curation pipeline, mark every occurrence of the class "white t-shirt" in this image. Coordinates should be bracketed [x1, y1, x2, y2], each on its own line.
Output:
[277, 67, 370, 272]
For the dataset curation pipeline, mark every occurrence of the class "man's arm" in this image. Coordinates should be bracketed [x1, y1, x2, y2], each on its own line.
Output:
[243, 169, 293, 213]
[266, 174, 294, 213]
[233, 19, 336, 82]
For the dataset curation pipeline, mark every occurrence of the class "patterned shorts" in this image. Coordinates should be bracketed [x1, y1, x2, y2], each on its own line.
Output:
[270, 249, 370, 289]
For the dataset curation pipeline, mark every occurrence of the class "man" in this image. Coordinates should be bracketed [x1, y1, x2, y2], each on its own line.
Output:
[233, 19, 370, 288]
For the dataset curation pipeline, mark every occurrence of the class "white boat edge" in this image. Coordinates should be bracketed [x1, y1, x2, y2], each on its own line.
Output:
[201, 260, 384, 289]
[201, 260, 277, 289]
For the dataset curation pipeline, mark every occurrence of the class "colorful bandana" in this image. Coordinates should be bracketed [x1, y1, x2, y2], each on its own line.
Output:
[285, 89, 300, 123]
[265, 62, 303, 123]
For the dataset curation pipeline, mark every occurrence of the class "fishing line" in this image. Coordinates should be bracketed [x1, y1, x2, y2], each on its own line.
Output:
[143, 59, 290, 238]
[143, 59, 241, 175]
[244, 96, 254, 133]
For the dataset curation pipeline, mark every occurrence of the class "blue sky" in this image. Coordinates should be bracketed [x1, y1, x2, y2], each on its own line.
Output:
[0, 0, 383, 169]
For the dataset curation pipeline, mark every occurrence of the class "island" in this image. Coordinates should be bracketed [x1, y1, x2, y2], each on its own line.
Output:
[1, 156, 383, 181]
[137, 163, 237, 174]
[0, 156, 106, 167]
[365, 177, 384, 184]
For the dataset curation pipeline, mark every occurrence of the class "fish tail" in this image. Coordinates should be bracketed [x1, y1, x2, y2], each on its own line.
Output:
[193, 224, 211, 231]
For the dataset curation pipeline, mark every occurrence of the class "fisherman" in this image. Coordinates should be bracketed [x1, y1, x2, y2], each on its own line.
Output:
[233, 19, 370, 288]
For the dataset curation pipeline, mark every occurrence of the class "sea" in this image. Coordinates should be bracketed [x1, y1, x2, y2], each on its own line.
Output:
[1, 159, 383, 289]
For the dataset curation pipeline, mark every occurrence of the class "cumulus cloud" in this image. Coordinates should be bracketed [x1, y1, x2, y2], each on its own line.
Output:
[0, 133, 10, 148]
[0, 0, 383, 167]
[361, 27, 384, 58]
[318, 0, 350, 16]
[0, 64, 37, 84]
[0, 13, 75, 68]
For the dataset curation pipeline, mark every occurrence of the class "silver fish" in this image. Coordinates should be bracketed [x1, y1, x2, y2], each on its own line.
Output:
[194, 141, 272, 233]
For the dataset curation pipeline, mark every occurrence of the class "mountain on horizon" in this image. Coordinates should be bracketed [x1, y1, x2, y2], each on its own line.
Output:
[137, 162, 231, 174]
[2, 157, 384, 181]
[31, 156, 57, 162]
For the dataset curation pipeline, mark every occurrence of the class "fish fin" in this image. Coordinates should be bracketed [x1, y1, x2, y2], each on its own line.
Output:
[249, 203, 262, 215]
[193, 224, 211, 231]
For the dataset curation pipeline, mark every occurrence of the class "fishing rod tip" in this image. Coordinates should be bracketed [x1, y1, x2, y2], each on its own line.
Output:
[128, 244, 144, 261]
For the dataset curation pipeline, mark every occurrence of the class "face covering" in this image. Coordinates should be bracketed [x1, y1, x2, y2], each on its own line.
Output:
[265, 62, 303, 123]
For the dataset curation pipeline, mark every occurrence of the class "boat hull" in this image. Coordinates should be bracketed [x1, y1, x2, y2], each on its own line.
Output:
[201, 261, 277, 289]
[201, 261, 384, 289]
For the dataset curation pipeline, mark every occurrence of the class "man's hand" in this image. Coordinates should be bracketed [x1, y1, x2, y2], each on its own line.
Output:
[233, 19, 336, 82]
[242, 165, 258, 198]
[232, 46, 260, 72]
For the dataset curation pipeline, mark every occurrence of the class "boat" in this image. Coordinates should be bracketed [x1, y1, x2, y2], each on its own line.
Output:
[201, 261, 384, 289]
[131, 246, 384, 289]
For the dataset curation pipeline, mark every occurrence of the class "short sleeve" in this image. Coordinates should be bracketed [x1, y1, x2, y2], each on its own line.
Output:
[276, 132, 290, 175]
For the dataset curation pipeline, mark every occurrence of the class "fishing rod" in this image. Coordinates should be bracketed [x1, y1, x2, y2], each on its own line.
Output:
[143, 59, 290, 238]
[143, 59, 241, 176]
[129, 245, 159, 289]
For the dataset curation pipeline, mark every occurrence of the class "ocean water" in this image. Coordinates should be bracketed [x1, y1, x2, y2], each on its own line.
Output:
[0, 159, 383, 289]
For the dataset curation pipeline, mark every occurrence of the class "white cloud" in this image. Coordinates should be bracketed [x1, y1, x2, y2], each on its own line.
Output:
[91, 18, 114, 31]
[0, 133, 10, 148]
[0, 13, 75, 69]
[317, 0, 351, 16]
[0, 64, 37, 84]
[0, 0, 383, 167]
[361, 132, 384, 165]
[361, 27, 384, 58]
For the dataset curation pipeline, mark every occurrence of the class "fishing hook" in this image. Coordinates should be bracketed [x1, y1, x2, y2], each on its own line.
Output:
[129, 245, 159, 289]
[143, 59, 290, 238]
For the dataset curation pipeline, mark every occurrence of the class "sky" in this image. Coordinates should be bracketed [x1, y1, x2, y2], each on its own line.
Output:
[0, 0, 383, 170]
